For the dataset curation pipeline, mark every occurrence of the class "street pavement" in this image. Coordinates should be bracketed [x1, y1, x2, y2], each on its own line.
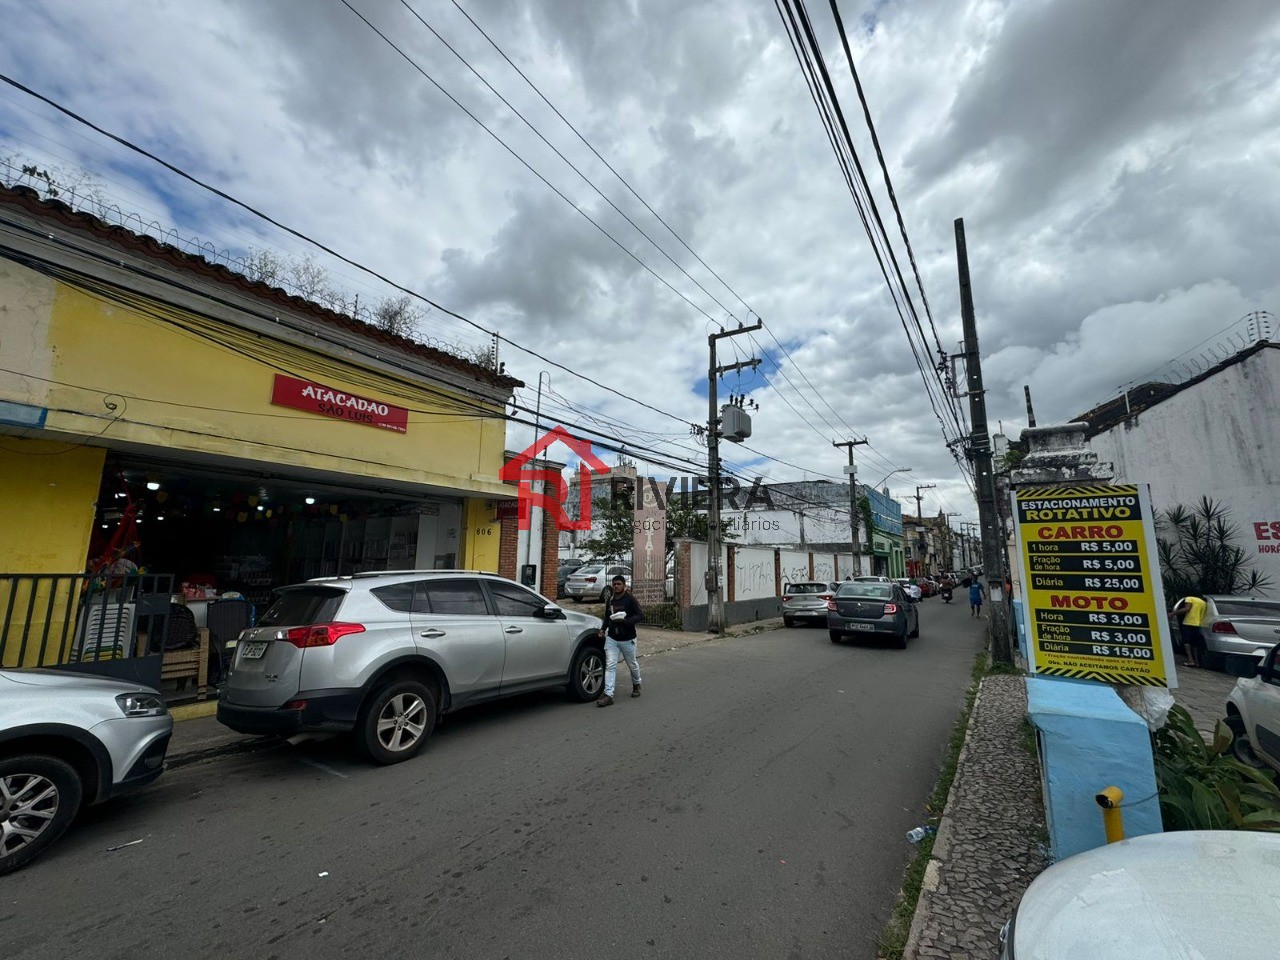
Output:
[7, 600, 986, 960]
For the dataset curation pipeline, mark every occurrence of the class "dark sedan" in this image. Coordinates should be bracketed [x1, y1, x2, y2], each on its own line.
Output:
[827, 581, 919, 648]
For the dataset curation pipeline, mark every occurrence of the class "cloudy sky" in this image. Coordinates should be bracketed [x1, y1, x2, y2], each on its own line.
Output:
[2, 0, 1278, 523]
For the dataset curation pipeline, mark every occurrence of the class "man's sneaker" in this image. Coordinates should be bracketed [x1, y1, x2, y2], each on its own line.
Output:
[596, 694, 614, 708]
[631, 684, 642, 698]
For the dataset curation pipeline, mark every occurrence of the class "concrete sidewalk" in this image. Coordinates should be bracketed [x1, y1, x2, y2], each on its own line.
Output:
[166, 618, 780, 767]
[901, 658, 1242, 959]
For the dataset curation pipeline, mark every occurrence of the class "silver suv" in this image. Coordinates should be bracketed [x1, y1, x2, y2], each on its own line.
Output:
[216, 571, 607, 764]
[1, 669, 172, 875]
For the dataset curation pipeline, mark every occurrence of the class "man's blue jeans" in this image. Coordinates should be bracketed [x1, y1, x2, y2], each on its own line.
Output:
[604, 637, 641, 696]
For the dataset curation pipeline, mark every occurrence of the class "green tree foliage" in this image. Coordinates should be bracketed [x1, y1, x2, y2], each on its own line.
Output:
[1157, 497, 1271, 599]
[579, 489, 634, 564]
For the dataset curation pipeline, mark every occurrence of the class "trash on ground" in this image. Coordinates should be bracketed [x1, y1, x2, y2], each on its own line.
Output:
[107, 839, 145, 852]
[906, 825, 937, 844]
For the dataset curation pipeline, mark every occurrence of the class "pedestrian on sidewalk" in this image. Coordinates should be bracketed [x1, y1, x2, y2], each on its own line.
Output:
[1172, 595, 1206, 668]
[969, 579, 986, 617]
[597, 574, 644, 707]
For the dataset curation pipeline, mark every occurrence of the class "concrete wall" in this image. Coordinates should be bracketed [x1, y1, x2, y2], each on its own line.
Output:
[1088, 346, 1280, 592]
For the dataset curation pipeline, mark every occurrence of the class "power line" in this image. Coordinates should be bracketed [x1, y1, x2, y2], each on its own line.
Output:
[443, 0, 896, 472]
[0, 72, 704, 432]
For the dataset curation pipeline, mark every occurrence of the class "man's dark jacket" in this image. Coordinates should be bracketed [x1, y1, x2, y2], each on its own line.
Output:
[601, 592, 644, 641]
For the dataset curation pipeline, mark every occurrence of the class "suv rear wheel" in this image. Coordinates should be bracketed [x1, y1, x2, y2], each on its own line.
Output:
[357, 680, 437, 765]
[0, 755, 83, 876]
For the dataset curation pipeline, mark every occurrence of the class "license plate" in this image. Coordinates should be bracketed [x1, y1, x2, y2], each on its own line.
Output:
[240, 641, 269, 659]
[847, 623, 875, 632]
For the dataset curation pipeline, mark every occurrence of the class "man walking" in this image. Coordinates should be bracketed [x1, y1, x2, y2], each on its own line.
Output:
[969, 578, 986, 617]
[597, 574, 643, 707]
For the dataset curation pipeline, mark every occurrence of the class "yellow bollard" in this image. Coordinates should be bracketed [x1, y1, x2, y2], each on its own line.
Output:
[1095, 786, 1125, 843]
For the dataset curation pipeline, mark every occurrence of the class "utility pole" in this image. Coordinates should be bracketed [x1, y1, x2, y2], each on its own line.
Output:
[943, 511, 960, 571]
[955, 218, 1011, 662]
[913, 484, 935, 576]
[707, 322, 762, 633]
[833, 438, 870, 577]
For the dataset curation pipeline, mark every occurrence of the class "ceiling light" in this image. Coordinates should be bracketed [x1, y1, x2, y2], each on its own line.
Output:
[257, 505, 265, 512]
[146, 482, 161, 491]
[213, 506, 221, 513]
[305, 497, 316, 505]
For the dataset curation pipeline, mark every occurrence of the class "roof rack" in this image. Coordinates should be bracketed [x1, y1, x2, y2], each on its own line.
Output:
[306, 570, 493, 582]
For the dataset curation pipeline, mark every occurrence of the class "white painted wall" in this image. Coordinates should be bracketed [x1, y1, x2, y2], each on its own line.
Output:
[1088, 346, 1280, 593]
[778, 550, 811, 586]
[732, 546, 777, 601]
[688, 542, 728, 606]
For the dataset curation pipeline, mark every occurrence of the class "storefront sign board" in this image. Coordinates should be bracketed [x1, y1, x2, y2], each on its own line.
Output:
[270, 375, 408, 433]
[1013, 483, 1176, 688]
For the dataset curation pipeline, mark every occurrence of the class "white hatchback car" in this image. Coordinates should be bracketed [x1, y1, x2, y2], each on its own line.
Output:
[1000, 830, 1280, 959]
[1, 669, 172, 875]
[1226, 641, 1280, 773]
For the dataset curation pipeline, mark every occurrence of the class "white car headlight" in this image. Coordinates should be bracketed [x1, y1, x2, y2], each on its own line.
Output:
[116, 693, 168, 718]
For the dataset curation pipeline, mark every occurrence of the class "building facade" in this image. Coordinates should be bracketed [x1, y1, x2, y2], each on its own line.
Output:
[1076, 341, 1279, 592]
[0, 184, 520, 663]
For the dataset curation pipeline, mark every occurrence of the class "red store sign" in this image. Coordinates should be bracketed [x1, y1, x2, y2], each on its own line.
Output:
[270, 374, 409, 434]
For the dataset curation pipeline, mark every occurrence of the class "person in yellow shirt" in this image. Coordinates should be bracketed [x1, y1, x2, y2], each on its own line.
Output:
[1173, 595, 1207, 668]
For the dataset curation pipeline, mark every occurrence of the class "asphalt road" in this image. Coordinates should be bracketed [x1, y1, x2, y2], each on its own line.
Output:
[7, 600, 985, 960]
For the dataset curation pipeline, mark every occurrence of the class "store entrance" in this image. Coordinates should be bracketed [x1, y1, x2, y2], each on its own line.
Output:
[90, 458, 462, 609]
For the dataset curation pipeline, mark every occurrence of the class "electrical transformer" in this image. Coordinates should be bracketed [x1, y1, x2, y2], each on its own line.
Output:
[720, 404, 752, 443]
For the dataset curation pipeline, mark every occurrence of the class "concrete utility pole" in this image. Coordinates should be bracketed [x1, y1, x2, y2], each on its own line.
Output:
[913, 484, 935, 573]
[955, 217, 1011, 663]
[833, 438, 869, 577]
[707, 322, 762, 633]
[943, 511, 960, 570]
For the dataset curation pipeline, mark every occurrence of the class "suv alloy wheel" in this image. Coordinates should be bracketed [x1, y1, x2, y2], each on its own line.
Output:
[357, 680, 438, 765]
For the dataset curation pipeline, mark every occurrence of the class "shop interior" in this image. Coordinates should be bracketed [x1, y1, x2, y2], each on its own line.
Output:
[89, 456, 465, 610]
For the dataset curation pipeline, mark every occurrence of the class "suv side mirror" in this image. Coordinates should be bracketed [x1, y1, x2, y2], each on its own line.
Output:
[541, 604, 564, 619]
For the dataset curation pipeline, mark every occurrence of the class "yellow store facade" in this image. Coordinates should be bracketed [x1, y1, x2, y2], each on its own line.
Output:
[0, 184, 518, 667]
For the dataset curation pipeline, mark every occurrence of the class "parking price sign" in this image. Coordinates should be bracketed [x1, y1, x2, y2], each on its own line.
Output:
[1013, 483, 1176, 687]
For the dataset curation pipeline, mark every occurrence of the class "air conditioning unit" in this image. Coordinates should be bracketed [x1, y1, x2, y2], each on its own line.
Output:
[719, 405, 752, 443]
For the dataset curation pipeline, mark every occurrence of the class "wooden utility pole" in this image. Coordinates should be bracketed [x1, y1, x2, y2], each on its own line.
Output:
[955, 218, 1011, 662]
[833, 438, 869, 577]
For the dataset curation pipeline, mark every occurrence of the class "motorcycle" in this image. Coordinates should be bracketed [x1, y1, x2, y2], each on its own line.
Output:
[940, 587, 953, 604]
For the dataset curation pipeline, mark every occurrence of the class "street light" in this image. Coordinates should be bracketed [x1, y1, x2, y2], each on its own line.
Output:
[873, 467, 913, 489]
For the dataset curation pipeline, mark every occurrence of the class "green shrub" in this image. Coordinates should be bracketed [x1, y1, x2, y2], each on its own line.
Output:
[1153, 704, 1280, 831]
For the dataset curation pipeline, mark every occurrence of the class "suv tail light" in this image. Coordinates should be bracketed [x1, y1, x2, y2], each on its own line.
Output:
[883, 602, 899, 615]
[1211, 620, 1238, 635]
[826, 598, 836, 611]
[819, 593, 833, 600]
[585, 576, 598, 584]
[284, 622, 366, 648]
[782, 596, 792, 603]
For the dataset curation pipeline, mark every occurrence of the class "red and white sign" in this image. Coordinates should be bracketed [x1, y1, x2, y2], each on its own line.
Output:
[270, 375, 408, 433]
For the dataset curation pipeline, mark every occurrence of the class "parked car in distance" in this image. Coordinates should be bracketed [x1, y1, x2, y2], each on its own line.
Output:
[827, 580, 919, 648]
[1193, 595, 1280, 672]
[564, 564, 632, 602]
[998, 830, 1280, 959]
[217, 571, 606, 764]
[1225, 641, 1280, 774]
[781, 581, 838, 628]
[1, 669, 173, 876]
[894, 578, 922, 602]
[555, 557, 586, 599]
[916, 578, 937, 598]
